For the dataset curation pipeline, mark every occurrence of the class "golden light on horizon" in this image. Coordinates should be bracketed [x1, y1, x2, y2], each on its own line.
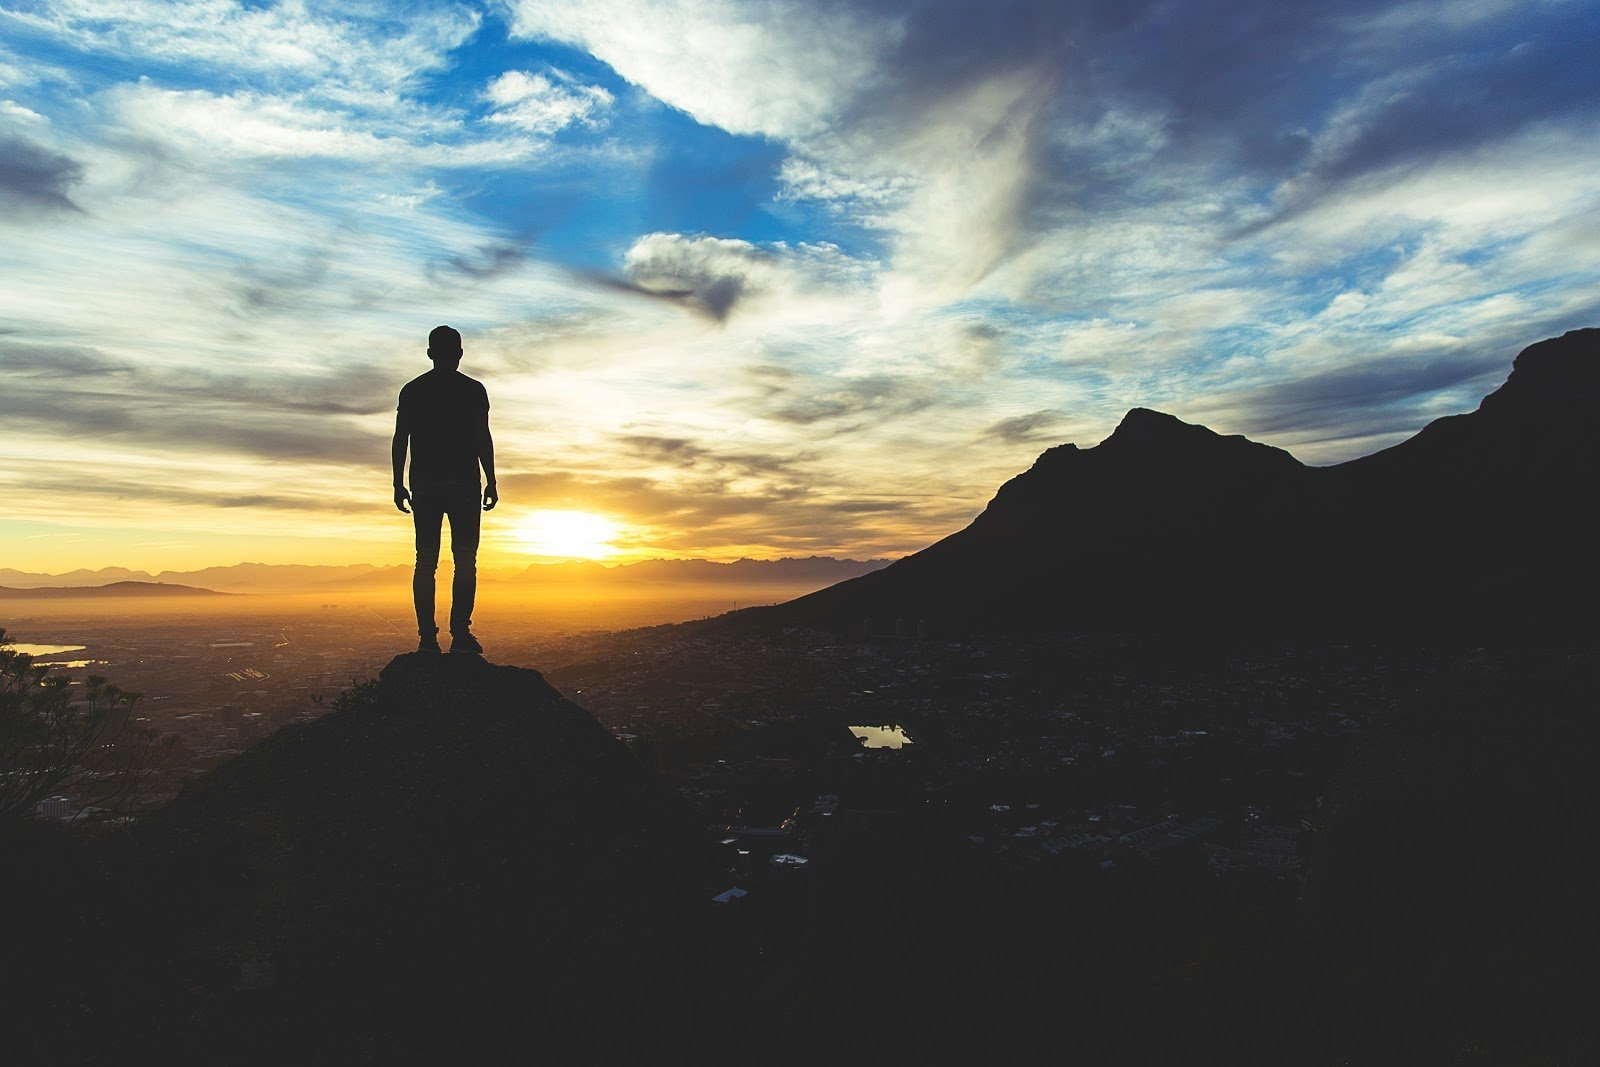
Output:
[514, 510, 623, 561]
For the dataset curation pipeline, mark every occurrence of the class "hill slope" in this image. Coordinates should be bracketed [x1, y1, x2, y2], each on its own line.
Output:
[7, 653, 711, 1064]
[749, 329, 1599, 638]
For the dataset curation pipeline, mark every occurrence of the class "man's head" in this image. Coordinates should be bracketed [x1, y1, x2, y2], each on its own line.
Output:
[428, 324, 463, 370]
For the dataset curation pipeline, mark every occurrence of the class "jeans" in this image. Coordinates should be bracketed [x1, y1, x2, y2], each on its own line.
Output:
[412, 483, 481, 636]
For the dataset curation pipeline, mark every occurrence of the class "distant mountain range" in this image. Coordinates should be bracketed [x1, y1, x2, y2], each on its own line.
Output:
[0, 557, 890, 595]
[742, 328, 1600, 640]
[0, 581, 230, 599]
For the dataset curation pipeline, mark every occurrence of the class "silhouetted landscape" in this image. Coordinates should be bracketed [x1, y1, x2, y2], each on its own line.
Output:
[748, 329, 1599, 641]
[4, 332, 1596, 1063]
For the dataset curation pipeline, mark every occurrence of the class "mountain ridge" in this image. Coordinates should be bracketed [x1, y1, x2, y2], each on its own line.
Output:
[0, 580, 231, 598]
[739, 328, 1599, 639]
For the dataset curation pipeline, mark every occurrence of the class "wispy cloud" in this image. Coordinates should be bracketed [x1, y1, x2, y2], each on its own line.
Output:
[1, 0, 1597, 570]
[483, 69, 613, 134]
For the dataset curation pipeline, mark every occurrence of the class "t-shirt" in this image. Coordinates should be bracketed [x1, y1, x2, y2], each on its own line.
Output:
[397, 369, 490, 488]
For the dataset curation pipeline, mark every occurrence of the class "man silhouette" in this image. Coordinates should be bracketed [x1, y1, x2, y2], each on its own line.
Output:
[392, 325, 498, 653]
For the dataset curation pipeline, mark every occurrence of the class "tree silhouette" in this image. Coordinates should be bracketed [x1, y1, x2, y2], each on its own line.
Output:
[0, 627, 183, 822]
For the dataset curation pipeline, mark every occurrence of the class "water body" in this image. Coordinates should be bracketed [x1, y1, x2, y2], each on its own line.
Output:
[849, 724, 914, 749]
[8, 643, 86, 657]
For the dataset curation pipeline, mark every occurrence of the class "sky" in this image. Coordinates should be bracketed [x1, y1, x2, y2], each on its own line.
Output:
[2, 0, 1598, 573]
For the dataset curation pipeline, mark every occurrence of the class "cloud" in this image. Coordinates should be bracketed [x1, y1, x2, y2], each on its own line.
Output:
[0, 381, 388, 462]
[483, 69, 613, 134]
[11, 474, 346, 514]
[615, 434, 810, 481]
[6, 1, 482, 90]
[428, 242, 527, 283]
[514, 0, 1598, 312]
[101, 82, 542, 167]
[618, 233, 767, 321]
[0, 132, 83, 215]
[1219, 349, 1508, 440]
[0, 339, 396, 459]
[4, 0, 1600, 569]
[984, 410, 1064, 444]
[761, 373, 938, 426]
[491, 464, 965, 560]
[227, 248, 334, 314]
[610, 232, 874, 322]
[1, 340, 131, 376]
[501, 0, 899, 138]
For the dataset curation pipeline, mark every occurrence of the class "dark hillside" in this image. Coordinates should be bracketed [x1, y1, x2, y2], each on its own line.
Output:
[5, 653, 712, 1064]
[741, 329, 1600, 640]
[4, 647, 1593, 1064]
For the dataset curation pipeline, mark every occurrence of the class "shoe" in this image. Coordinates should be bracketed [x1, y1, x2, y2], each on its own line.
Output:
[449, 630, 483, 655]
[418, 630, 441, 653]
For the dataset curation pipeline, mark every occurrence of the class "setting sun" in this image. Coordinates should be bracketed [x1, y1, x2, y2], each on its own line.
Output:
[515, 510, 622, 560]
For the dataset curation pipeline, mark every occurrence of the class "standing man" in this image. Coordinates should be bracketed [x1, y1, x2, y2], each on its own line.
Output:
[392, 325, 498, 654]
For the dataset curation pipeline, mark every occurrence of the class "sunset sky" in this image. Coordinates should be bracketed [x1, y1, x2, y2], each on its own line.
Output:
[3, 0, 1598, 572]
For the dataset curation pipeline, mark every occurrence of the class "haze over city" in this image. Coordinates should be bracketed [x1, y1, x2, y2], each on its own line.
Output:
[4, 0, 1598, 575]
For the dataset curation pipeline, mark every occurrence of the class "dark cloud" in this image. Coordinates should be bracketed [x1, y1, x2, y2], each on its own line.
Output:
[1320, 37, 1598, 181]
[984, 409, 1063, 444]
[764, 373, 938, 426]
[583, 271, 747, 322]
[0, 381, 389, 461]
[828, 0, 1594, 252]
[228, 250, 332, 313]
[1237, 31, 1600, 234]
[616, 434, 812, 480]
[28, 475, 346, 513]
[585, 236, 779, 323]
[169, 362, 398, 417]
[0, 133, 84, 216]
[0, 339, 394, 461]
[427, 242, 527, 283]
[1212, 348, 1511, 445]
[618, 434, 707, 465]
[2, 341, 134, 377]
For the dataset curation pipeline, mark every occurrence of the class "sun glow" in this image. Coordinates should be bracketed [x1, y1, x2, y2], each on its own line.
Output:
[515, 510, 623, 560]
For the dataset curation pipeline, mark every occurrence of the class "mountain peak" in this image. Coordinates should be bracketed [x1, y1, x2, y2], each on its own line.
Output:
[1095, 406, 1301, 473]
[1100, 407, 1229, 454]
[1109, 406, 1188, 436]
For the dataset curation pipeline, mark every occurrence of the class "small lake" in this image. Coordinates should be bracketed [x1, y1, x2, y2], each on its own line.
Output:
[849, 724, 914, 749]
[8, 643, 86, 657]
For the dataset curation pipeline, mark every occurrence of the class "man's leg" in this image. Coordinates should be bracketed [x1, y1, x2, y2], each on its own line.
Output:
[412, 491, 445, 640]
[445, 486, 482, 638]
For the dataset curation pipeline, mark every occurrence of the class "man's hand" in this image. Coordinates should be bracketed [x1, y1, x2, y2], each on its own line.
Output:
[394, 486, 411, 513]
[482, 483, 498, 511]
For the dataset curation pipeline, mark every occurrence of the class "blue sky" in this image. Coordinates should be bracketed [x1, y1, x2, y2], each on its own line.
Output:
[2, 0, 1598, 571]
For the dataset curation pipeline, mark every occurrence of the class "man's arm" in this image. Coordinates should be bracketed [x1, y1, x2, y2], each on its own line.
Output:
[391, 411, 411, 513]
[477, 415, 497, 511]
